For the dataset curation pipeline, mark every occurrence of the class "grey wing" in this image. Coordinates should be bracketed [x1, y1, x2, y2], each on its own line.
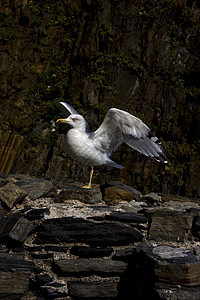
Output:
[59, 102, 90, 132]
[90, 108, 168, 163]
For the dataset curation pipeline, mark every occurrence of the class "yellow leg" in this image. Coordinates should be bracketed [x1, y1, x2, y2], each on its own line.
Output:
[82, 167, 93, 189]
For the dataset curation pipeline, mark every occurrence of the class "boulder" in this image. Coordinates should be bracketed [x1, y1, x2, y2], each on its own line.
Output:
[103, 186, 135, 205]
[101, 181, 141, 205]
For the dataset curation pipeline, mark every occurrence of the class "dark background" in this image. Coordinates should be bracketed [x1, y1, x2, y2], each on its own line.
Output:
[0, 0, 200, 197]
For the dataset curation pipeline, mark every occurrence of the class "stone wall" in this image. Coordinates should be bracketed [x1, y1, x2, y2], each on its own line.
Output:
[0, 0, 200, 197]
[0, 174, 200, 299]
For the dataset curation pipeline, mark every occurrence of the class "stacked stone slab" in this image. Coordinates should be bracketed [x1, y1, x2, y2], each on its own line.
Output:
[0, 174, 200, 299]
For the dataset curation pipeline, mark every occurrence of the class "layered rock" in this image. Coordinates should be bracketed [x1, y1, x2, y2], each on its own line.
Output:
[0, 174, 200, 299]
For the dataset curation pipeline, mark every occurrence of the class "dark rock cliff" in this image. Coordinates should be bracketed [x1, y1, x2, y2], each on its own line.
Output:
[0, 0, 200, 197]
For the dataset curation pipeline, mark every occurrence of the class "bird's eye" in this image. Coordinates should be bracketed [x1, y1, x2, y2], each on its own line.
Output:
[72, 117, 77, 122]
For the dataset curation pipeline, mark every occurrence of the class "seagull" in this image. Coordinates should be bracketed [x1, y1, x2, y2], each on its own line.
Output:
[57, 102, 168, 188]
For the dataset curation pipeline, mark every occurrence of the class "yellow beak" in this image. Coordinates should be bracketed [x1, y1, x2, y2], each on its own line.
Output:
[56, 118, 69, 124]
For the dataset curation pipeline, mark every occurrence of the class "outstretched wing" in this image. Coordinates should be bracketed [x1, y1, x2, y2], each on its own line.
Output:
[59, 102, 90, 132]
[89, 108, 168, 163]
[59, 102, 80, 117]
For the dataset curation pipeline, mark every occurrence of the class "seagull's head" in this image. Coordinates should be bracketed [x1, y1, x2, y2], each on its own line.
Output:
[57, 114, 86, 131]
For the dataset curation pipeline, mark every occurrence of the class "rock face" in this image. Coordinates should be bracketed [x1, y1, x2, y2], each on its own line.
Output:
[0, 174, 200, 299]
[0, 0, 200, 197]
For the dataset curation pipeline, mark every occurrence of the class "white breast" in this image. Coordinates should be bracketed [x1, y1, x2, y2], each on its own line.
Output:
[62, 129, 107, 166]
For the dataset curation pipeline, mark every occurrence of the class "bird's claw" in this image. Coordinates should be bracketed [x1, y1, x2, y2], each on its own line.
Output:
[81, 185, 92, 189]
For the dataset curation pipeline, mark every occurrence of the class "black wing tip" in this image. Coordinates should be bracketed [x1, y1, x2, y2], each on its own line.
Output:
[146, 132, 168, 163]
[155, 148, 168, 164]
[147, 132, 162, 144]
[157, 157, 168, 164]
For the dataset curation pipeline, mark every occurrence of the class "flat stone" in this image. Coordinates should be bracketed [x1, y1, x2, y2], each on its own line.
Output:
[0, 253, 33, 299]
[0, 213, 35, 246]
[105, 211, 148, 223]
[0, 182, 27, 209]
[148, 210, 193, 242]
[136, 243, 200, 286]
[56, 184, 102, 204]
[68, 281, 118, 299]
[34, 217, 143, 246]
[53, 258, 127, 276]
[70, 246, 113, 258]
[15, 178, 54, 200]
